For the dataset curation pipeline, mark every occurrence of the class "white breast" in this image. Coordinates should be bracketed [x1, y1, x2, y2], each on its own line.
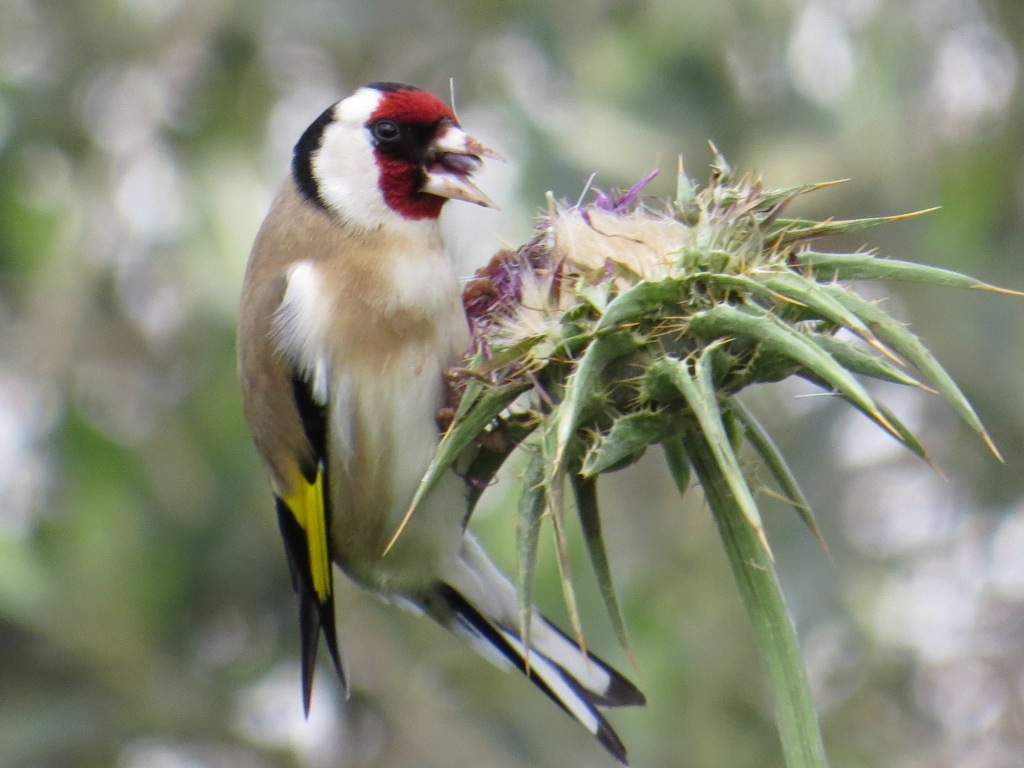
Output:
[274, 257, 471, 593]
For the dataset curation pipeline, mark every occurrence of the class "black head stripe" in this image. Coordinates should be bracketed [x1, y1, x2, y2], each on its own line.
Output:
[292, 104, 337, 210]
[366, 81, 419, 93]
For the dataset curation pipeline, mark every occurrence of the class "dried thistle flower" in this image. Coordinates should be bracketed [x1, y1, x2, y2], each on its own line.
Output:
[396, 151, 1019, 768]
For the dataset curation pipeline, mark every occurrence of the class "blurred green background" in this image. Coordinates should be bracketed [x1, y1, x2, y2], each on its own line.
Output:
[1, 0, 1023, 766]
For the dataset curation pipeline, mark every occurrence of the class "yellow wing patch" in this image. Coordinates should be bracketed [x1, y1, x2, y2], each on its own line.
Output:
[282, 467, 332, 603]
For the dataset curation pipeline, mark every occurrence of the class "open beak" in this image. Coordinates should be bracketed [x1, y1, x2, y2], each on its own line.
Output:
[422, 123, 504, 209]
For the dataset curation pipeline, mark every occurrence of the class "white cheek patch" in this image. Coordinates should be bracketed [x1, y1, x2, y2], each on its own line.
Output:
[313, 90, 391, 231]
[273, 260, 332, 405]
[314, 130, 388, 229]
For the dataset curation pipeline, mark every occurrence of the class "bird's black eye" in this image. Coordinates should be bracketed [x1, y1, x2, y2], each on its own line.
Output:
[372, 119, 400, 142]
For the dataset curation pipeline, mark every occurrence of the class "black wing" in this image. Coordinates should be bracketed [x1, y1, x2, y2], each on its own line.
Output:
[274, 370, 345, 712]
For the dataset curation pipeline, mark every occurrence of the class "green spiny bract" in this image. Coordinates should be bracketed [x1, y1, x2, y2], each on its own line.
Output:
[396, 152, 1012, 671]
[457, 157, 1002, 490]
[386, 153, 1018, 768]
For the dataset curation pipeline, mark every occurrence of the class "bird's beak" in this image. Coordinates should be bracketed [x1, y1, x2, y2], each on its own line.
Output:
[422, 123, 504, 210]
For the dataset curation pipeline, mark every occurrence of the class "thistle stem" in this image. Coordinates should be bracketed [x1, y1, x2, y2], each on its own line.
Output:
[679, 429, 829, 768]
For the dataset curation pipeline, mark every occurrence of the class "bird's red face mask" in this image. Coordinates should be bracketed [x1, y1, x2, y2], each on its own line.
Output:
[367, 86, 501, 220]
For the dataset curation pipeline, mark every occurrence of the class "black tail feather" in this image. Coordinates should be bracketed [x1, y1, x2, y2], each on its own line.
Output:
[428, 584, 633, 766]
[295, 585, 345, 714]
[320, 599, 345, 691]
[540, 613, 646, 708]
[276, 496, 346, 713]
[298, 591, 320, 715]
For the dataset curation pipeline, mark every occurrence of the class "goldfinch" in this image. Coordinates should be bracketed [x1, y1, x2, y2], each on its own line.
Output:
[237, 82, 644, 763]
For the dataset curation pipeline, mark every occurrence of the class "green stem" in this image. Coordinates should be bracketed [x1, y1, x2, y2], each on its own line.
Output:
[680, 429, 829, 768]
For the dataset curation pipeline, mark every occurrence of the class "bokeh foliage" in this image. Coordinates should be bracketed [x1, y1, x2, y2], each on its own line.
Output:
[1, 1, 1023, 767]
